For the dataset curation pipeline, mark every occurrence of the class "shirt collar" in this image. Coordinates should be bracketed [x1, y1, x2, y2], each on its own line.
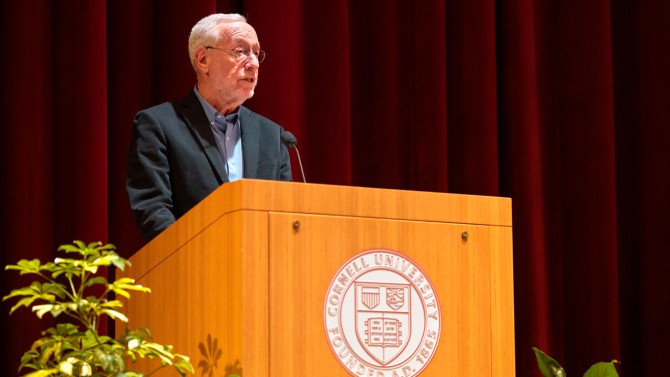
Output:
[193, 86, 240, 126]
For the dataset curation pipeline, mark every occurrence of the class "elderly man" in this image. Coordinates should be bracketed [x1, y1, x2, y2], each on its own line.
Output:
[127, 13, 292, 241]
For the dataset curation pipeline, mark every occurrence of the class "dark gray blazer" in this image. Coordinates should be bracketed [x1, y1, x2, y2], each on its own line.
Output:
[126, 90, 292, 241]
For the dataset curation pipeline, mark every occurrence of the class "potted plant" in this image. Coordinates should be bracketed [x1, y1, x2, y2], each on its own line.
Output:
[3, 240, 194, 376]
[533, 347, 619, 377]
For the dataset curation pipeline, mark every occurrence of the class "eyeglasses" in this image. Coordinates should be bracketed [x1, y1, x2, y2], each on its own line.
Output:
[205, 46, 266, 63]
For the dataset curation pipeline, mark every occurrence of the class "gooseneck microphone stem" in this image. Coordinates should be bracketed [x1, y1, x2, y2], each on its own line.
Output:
[281, 131, 307, 183]
[292, 144, 306, 183]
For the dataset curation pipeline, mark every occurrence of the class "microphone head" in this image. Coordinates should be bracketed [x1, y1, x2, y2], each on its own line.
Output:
[281, 131, 297, 147]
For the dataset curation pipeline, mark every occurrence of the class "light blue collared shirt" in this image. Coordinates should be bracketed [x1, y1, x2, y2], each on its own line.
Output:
[194, 87, 244, 181]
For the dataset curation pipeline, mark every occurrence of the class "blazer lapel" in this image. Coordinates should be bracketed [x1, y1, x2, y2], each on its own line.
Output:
[240, 106, 260, 178]
[176, 91, 229, 183]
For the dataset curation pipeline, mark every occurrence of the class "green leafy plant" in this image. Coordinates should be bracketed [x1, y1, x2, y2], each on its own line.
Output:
[3, 240, 195, 377]
[533, 347, 619, 377]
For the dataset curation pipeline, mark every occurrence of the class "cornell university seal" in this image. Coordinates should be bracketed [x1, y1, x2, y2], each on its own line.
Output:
[324, 249, 441, 377]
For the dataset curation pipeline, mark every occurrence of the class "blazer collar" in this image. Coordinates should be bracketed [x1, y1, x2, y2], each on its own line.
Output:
[239, 106, 260, 178]
[175, 90, 229, 183]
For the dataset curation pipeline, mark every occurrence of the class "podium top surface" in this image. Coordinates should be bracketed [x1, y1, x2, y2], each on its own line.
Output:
[130, 179, 512, 274]
[128, 179, 511, 278]
[196, 179, 511, 226]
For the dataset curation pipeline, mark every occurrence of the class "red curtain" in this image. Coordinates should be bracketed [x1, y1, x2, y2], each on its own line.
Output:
[1, 1, 668, 376]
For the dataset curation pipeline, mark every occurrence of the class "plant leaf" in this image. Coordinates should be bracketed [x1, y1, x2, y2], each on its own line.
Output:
[8, 296, 40, 315]
[5, 258, 44, 274]
[100, 300, 124, 309]
[32, 304, 56, 319]
[174, 358, 196, 375]
[533, 347, 566, 377]
[3, 281, 44, 301]
[24, 369, 60, 377]
[86, 276, 108, 287]
[583, 360, 619, 377]
[101, 309, 129, 322]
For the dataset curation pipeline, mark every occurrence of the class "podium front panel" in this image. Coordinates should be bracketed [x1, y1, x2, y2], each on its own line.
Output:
[268, 212, 495, 377]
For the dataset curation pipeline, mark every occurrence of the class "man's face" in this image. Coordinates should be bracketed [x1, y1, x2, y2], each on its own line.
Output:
[206, 22, 261, 109]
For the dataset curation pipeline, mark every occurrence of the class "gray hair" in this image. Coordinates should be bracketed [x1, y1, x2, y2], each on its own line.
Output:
[188, 13, 247, 70]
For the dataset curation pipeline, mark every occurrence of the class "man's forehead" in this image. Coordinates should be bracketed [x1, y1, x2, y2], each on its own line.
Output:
[219, 22, 258, 41]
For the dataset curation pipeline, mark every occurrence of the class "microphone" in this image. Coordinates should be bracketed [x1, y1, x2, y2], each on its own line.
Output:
[281, 131, 306, 183]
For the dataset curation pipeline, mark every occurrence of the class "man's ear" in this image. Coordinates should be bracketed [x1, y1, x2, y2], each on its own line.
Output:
[194, 46, 209, 74]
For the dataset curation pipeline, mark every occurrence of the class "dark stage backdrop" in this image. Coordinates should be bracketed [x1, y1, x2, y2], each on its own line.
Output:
[1, 1, 668, 376]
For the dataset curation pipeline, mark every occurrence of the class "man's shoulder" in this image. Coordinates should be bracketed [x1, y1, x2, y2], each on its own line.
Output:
[137, 91, 198, 118]
[137, 102, 176, 119]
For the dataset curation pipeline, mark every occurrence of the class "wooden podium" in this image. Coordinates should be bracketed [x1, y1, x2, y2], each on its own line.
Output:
[116, 179, 514, 376]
